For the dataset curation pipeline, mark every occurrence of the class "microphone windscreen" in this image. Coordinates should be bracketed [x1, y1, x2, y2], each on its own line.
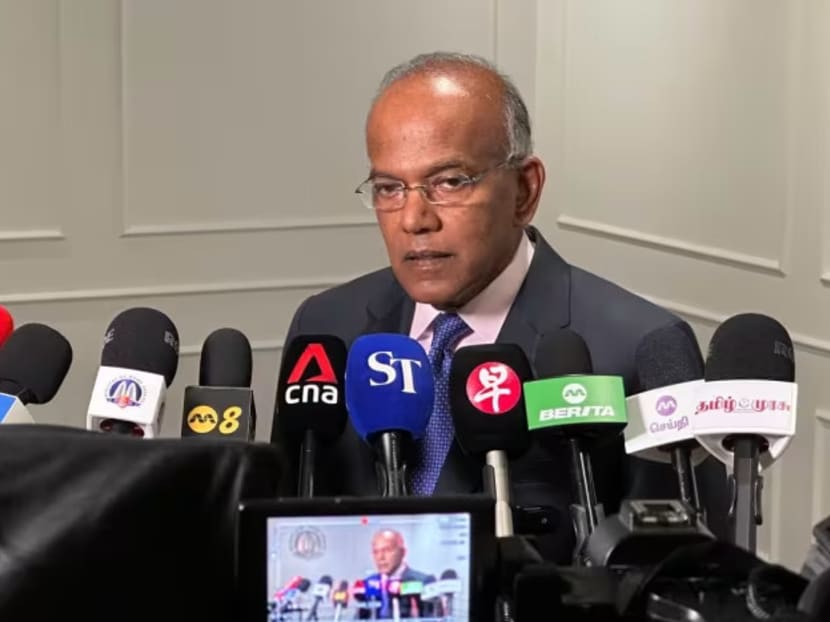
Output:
[319, 575, 333, 585]
[705, 313, 794, 382]
[440, 569, 458, 580]
[345, 333, 433, 441]
[298, 578, 311, 592]
[0, 323, 73, 404]
[449, 344, 532, 456]
[636, 323, 704, 390]
[198, 328, 252, 387]
[534, 329, 593, 378]
[101, 307, 180, 387]
[0, 306, 13, 347]
[276, 335, 348, 443]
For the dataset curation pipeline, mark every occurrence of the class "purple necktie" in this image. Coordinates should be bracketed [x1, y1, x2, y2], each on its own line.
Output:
[410, 313, 471, 496]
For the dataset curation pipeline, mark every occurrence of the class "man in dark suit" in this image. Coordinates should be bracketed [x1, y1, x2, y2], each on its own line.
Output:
[275, 52, 727, 561]
[360, 530, 435, 620]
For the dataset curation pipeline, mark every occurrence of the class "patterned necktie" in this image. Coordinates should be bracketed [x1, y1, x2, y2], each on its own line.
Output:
[410, 313, 472, 496]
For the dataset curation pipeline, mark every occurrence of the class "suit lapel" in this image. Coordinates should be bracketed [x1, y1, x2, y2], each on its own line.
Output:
[353, 230, 573, 496]
[435, 228, 573, 494]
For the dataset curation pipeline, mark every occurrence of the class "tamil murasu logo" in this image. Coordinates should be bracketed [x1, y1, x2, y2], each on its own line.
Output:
[105, 376, 145, 409]
[289, 527, 326, 560]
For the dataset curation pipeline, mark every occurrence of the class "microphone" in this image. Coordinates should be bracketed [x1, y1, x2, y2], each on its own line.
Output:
[422, 569, 461, 617]
[524, 329, 627, 562]
[624, 323, 708, 516]
[449, 344, 532, 537]
[0, 323, 73, 424]
[331, 580, 349, 622]
[275, 335, 347, 497]
[345, 333, 433, 496]
[306, 574, 333, 621]
[87, 307, 180, 438]
[695, 313, 796, 553]
[0, 305, 14, 348]
[388, 578, 425, 620]
[181, 328, 256, 441]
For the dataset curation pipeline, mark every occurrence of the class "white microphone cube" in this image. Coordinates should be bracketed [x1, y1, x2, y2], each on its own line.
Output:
[87, 366, 167, 438]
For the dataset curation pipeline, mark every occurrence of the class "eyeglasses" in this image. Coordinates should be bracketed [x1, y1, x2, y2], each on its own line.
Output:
[354, 158, 520, 212]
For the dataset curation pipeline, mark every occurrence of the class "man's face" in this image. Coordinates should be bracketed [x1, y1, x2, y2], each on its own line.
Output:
[371, 532, 405, 575]
[365, 71, 539, 310]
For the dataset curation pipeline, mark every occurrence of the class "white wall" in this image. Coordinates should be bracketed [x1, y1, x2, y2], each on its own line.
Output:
[533, 0, 830, 568]
[0, 0, 826, 570]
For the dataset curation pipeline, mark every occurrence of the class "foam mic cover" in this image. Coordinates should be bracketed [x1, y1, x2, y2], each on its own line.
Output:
[199, 328, 252, 387]
[345, 333, 433, 442]
[101, 307, 180, 387]
[0, 323, 73, 404]
[449, 344, 532, 457]
[637, 323, 704, 389]
[705, 313, 794, 382]
[534, 329, 593, 378]
[276, 335, 347, 444]
[0, 305, 13, 348]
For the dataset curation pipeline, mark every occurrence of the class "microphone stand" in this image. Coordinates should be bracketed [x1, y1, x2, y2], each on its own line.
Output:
[670, 445, 702, 519]
[569, 438, 604, 565]
[730, 437, 762, 552]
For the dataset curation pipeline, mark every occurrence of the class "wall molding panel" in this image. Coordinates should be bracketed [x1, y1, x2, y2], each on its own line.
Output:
[558, 215, 786, 276]
[120, 215, 377, 238]
[813, 410, 830, 525]
[643, 294, 830, 358]
[0, 229, 65, 242]
[0, 275, 360, 305]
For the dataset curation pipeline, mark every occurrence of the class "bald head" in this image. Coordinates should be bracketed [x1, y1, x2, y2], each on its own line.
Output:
[371, 529, 406, 575]
[369, 52, 532, 162]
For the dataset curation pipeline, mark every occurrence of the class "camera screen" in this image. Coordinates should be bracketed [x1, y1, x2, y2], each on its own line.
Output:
[266, 512, 471, 621]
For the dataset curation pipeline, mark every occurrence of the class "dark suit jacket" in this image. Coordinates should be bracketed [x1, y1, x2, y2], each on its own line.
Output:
[275, 227, 728, 561]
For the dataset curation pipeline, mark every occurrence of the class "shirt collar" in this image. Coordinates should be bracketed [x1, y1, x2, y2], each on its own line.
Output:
[410, 231, 535, 341]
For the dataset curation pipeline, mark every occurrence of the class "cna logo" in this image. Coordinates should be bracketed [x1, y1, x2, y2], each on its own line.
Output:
[655, 395, 678, 417]
[289, 527, 326, 560]
[367, 351, 423, 394]
[562, 383, 587, 405]
[465, 362, 521, 415]
[105, 376, 145, 409]
[284, 343, 339, 405]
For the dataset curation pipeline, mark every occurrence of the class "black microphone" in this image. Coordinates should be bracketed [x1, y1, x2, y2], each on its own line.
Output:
[525, 329, 627, 563]
[449, 344, 532, 536]
[0, 323, 73, 424]
[306, 574, 333, 621]
[633, 323, 707, 516]
[87, 308, 179, 438]
[703, 313, 795, 553]
[275, 335, 347, 497]
[181, 328, 256, 441]
[438, 568, 460, 617]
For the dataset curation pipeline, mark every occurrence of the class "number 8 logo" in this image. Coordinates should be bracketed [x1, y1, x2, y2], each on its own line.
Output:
[219, 406, 242, 434]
